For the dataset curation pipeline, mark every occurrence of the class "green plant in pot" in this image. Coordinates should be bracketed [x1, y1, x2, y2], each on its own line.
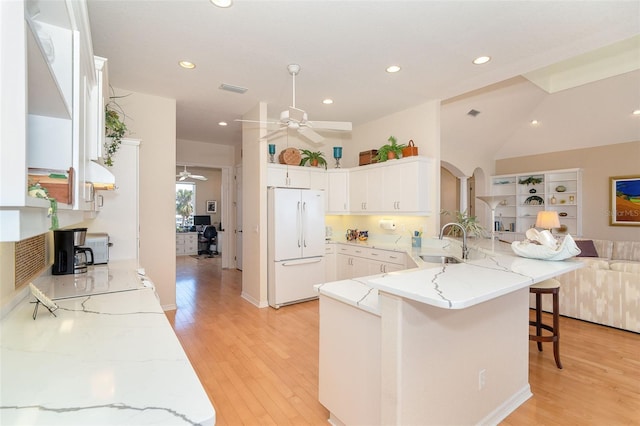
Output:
[374, 136, 406, 162]
[441, 209, 487, 238]
[299, 149, 327, 169]
[104, 95, 129, 167]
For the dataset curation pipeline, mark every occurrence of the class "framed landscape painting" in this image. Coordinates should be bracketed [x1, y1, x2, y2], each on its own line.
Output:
[610, 176, 640, 226]
[206, 200, 217, 214]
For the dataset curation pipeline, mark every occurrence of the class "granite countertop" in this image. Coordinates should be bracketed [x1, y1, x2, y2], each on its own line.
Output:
[0, 264, 215, 425]
[317, 237, 584, 313]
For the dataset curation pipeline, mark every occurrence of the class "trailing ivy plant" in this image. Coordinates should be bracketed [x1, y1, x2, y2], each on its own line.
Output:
[104, 92, 129, 167]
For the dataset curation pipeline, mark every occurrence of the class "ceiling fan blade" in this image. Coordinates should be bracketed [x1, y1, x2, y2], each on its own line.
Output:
[234, 118, 279, 125]
[260, 127, 287, 140]
[179, 176, 187, 181]
[307, 120, 352, 131]
[191, 175, 208, 181]
[298, 126, 324, 144]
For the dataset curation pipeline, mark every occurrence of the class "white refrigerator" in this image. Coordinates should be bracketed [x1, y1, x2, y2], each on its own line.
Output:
[268, 187, 326, 308]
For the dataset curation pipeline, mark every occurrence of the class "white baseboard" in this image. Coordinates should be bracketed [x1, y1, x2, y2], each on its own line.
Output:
[477, 384, 532, 426]
[241, 291, 268, 308]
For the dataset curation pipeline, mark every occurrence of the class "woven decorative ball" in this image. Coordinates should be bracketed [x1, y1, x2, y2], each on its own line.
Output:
[279, 147, 301, 165]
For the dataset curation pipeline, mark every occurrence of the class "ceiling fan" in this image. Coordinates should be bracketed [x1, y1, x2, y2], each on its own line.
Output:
[176, 165, 207, 181]
[236, 64, 352, 144]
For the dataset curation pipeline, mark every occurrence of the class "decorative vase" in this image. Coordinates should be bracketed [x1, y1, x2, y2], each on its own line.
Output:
[387, 151, 396, 160]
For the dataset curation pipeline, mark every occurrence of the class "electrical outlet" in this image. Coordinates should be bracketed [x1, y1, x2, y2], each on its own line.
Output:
[478, 369, 486, 390]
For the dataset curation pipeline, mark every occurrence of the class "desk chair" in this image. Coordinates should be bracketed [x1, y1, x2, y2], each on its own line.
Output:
[198, 226, 218, 257]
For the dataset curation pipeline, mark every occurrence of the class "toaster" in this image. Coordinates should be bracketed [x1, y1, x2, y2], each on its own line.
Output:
[84, 233, 110, 264]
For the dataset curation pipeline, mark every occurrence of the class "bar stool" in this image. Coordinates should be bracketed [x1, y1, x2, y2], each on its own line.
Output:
[529, 278, 562, 369]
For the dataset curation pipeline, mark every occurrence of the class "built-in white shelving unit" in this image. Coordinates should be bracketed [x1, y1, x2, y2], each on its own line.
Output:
[489, 168, 582, 242]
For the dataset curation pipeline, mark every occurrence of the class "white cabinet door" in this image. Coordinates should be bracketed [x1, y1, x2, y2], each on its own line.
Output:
[336, 253, 352, 280]
[349, 169, 368, 213]
[382, 159, 430, 213]
[325, 245, 336, 282]
[327, 170, 349, 213]
[349, 168, 382, 212]
[267, 164, 310, 188]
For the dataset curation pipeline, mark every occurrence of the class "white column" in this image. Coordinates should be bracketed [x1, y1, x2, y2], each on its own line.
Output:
[459, 176, 468, 213]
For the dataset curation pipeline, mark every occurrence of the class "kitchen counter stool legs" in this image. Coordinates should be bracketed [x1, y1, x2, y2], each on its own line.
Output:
[529, 279, 562, 369]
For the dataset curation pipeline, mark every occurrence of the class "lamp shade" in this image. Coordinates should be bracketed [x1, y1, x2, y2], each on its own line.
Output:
[535, 211, 560, 230]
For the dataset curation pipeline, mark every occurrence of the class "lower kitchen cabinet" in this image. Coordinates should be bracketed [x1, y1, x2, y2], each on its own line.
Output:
[334, 244, 406, 280]
[176, 233, 198, 255]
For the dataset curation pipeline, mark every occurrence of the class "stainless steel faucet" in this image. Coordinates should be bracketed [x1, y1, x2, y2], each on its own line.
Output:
[439, 222, 469, 260]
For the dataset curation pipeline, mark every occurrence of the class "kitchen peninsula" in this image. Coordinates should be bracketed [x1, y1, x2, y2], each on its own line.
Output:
[317, 238, 583, 425]
[0, 262, 215, 425]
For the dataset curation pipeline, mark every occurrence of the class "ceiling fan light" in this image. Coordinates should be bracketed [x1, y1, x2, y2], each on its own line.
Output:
[210, 0, 232, 8]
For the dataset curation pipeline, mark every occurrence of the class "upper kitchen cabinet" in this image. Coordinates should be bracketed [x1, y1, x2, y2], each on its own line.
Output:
[350, 157, 433, 215]
[0, 0, 105, 241]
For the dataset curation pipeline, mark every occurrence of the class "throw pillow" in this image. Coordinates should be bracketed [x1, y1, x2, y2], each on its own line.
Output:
[575, 240, 599, 257]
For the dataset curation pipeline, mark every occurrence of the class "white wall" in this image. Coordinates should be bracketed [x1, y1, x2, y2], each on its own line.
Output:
[112, 88, 177, 309]
[350, 100, 442, 236]
[241, 102, 268, 307]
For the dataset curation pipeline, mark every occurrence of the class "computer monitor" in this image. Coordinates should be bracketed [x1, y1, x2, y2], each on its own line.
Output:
[193, 215, 211, 231]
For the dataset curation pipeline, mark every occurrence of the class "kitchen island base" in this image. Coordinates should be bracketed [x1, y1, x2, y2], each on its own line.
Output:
[319, 287, 533, 425]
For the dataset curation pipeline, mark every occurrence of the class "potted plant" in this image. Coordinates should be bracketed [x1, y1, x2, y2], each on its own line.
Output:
[441, 209, 486, 238]
[374, 136, 406, 162]
[299, 149, 327, 169]
[104, 95, 129, 167]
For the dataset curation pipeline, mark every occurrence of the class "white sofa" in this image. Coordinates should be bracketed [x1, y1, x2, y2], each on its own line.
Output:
[534, 239, 640, 333]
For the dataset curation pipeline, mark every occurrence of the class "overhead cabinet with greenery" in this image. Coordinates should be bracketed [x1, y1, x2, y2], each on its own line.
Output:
[0, 0, 111, 241]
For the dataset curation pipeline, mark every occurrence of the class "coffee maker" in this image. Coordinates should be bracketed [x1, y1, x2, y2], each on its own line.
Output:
[53, 228, 94, 275]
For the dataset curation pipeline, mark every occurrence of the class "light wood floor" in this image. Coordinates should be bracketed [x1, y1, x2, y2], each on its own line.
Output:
[167, 256, 640, 425]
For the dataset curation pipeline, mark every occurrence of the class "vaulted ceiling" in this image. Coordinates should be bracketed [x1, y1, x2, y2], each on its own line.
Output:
[87, 1, 640, 153]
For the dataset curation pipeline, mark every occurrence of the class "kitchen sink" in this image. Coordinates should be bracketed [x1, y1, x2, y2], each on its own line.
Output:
[419, 255, 462, 264]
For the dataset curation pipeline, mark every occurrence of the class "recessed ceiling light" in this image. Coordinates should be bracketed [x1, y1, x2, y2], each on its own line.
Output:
[386, 65, 401, 73]
[210, 0, 232, 7]
[530, 119, 539, 125]
[473, 56, 491, 65]
[633, 109, 640, 116]
[179, 61, 196, 69]
[218, 121, 228, 126]
[322, 99, 334, 105]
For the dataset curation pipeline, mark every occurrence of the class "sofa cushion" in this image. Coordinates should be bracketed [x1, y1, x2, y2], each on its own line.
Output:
[583, 259, 612, 270]
[609, 262, 640, 274]
[612, 241, 640, 262]
[575, 239, 599, 257]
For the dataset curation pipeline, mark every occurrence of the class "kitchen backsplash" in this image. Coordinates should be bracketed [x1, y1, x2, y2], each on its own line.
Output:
[14, 234, 47, 289]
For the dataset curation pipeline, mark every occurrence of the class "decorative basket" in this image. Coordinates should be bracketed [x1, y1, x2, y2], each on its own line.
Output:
[279, 147, 301, 165]
[402, 139, 418, 157]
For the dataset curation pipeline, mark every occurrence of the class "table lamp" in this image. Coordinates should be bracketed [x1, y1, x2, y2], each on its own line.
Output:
[333, 146, 343, 168]
[535, 210, 560, 232]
